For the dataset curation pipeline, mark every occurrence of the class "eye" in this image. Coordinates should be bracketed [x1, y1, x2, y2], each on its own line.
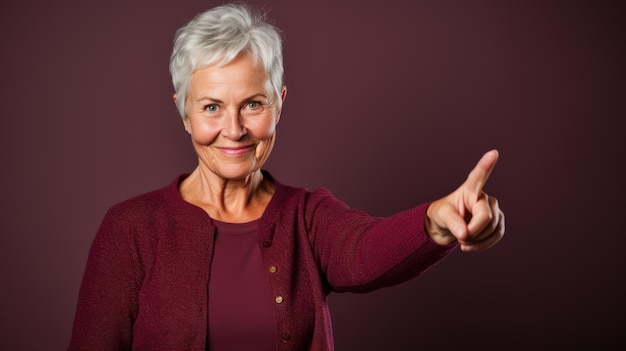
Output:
[204, 104, 219, 113]
[246, 101, 261, 109]
[243, 101, 264, 115]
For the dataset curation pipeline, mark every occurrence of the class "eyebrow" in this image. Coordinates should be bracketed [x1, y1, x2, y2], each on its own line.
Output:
[195, 93, 268, 104]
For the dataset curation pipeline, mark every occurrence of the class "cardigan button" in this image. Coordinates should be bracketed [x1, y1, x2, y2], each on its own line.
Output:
[281, 332, 291, 341]
[262, 240, 271, 248]
[275, 296, 284, 304]
[269, 266, 277, 273]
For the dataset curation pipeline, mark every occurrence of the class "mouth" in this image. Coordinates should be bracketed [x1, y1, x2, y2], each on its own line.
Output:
[216, 145, 256, 157]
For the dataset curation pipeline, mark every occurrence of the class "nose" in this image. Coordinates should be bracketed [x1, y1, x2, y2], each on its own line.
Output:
[222, 109, 247, 140]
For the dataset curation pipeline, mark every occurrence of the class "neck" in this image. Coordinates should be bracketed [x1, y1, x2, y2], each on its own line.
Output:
[179, 168, 274, 223]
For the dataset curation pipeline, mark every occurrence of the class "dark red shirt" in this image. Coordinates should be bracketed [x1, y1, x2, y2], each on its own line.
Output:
[208, 219, 275, 350]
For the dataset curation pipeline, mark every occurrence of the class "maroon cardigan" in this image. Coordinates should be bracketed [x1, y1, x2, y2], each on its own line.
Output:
[68, 173, 457, 350]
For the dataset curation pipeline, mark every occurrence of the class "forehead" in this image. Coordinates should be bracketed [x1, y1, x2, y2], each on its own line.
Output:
[189, 54, 268, 93]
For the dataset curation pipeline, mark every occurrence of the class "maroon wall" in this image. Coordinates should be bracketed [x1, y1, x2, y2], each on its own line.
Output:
[1, 0, 624, 349]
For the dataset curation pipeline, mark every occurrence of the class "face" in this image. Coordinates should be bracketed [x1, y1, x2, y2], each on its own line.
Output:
[177, 54, 286, 181]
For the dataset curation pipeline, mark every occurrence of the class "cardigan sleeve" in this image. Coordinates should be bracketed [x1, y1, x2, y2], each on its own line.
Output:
[68, 205, 141, 350]
[304, 188, 457, 293]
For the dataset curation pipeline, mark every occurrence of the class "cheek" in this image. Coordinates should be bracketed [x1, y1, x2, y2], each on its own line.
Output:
[253, 119, 277, 161]
[190, 122, 221, 145]
[248, 116, 277, 140]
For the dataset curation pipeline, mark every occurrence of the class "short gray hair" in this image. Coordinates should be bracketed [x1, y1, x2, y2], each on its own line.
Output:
[170, 4, 284, 118]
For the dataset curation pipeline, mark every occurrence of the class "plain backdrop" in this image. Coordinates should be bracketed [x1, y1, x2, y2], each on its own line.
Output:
[1, 0, 624, 349]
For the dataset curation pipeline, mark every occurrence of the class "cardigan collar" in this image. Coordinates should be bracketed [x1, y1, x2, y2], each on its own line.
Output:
[161, 170, 294, 243]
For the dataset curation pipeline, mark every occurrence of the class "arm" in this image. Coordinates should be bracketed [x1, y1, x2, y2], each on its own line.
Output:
[306, 150, 504, 292]
[68, 207, 140, 350]
[306, 190, 457, 293]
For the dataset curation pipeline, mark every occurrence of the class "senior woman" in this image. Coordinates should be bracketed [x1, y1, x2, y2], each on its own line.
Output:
[69, 3, 504, 351]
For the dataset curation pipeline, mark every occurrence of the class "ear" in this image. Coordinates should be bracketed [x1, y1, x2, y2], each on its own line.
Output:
[174, 93, 192, 134]
[275, 86, 287, 124]
[182, 118, 192, 135]
[173, 93, 179, 110]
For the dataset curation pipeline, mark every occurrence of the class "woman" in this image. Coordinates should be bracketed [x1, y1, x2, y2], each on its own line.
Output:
[69, 4, 504, 350]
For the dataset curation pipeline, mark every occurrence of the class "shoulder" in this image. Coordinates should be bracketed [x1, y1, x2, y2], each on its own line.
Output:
[269, 174, 344, 209]
[103, 174, 196, 224]
[264, 172, 356, 225]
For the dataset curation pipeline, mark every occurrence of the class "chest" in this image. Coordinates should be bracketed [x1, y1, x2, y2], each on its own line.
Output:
[129, 219, 323, 350]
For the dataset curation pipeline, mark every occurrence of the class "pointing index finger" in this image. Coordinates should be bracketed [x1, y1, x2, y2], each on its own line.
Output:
[466, 149, 499, 193]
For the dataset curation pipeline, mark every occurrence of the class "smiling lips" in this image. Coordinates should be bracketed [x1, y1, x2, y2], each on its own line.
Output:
[217, 145, 255, 156]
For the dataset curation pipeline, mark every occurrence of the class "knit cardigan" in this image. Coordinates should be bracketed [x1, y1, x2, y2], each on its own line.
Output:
[68, 172, 457, 350]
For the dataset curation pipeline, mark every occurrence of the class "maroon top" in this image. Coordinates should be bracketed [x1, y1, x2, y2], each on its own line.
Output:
[208, 219, 275, 350]
[68, 172, 458, 350]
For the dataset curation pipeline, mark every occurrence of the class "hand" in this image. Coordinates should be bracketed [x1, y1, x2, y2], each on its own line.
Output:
[425, 150, 505, 252]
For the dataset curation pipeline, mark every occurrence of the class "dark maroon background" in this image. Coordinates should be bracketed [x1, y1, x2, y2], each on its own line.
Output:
[1, 0, 624, 349]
